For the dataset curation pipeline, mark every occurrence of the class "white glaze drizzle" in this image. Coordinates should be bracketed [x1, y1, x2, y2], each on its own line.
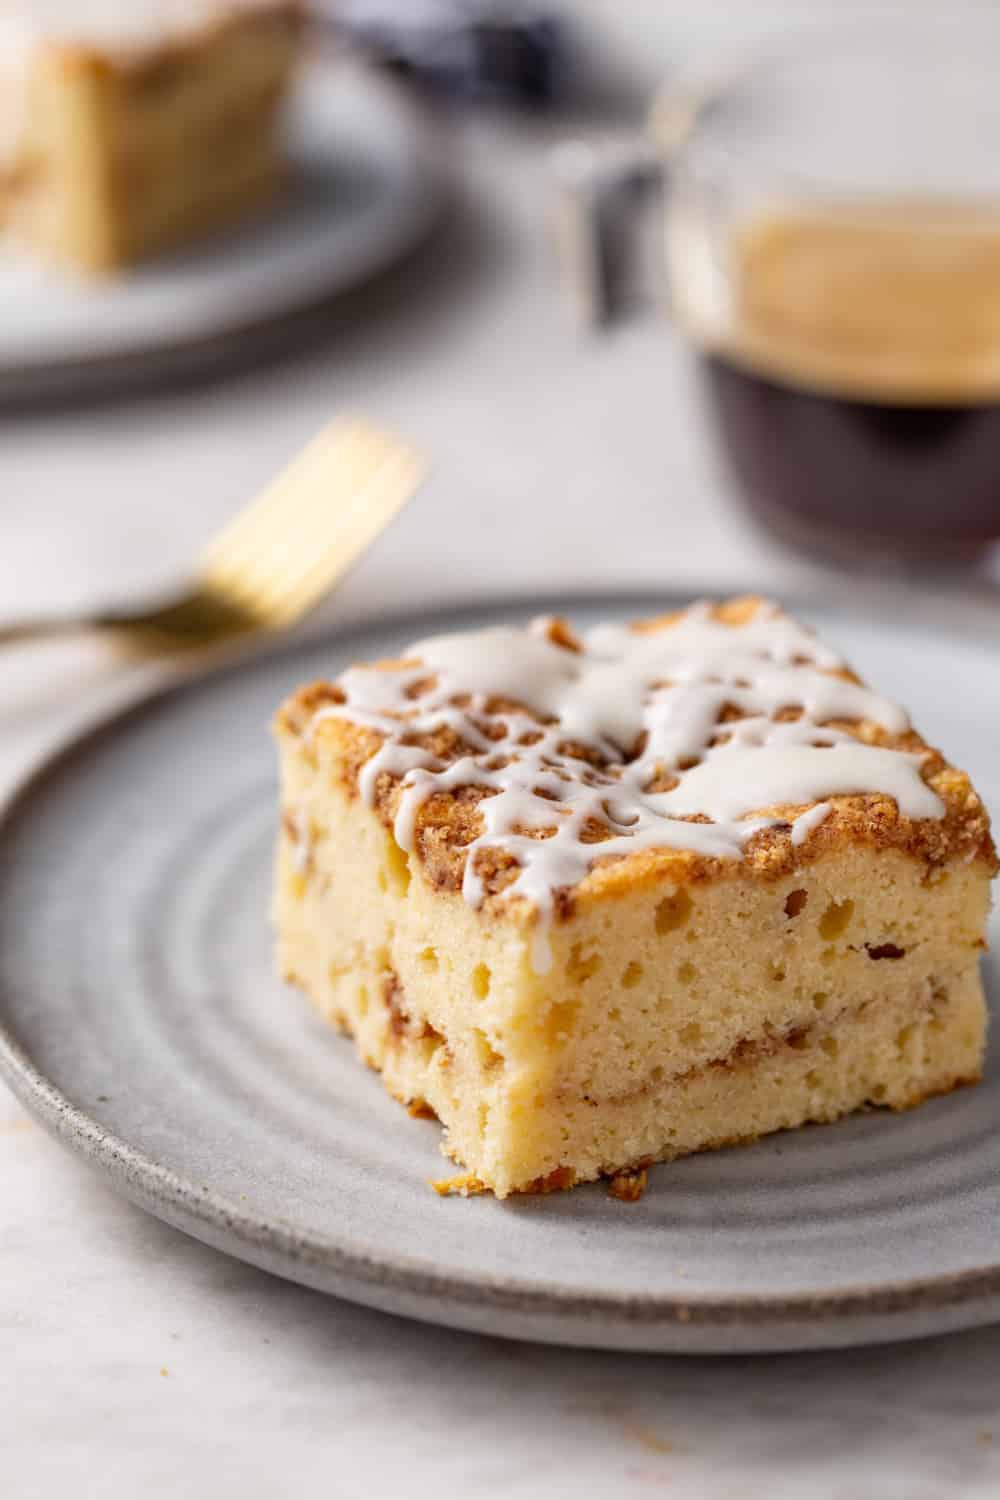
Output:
[789, 800, 833, 847]
[312, 602, 944, 974]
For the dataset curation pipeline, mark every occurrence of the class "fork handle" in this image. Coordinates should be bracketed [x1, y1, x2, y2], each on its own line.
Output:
[0, 610, 116, 645]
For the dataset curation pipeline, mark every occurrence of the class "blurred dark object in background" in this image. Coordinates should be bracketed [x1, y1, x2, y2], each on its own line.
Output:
[327, 0, 571, 107]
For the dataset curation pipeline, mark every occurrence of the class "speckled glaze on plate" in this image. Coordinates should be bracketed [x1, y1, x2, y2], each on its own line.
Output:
[1, 594, 998, 1354]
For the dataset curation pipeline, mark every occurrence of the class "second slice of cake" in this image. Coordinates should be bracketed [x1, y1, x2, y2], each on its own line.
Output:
[0, 1, 304, 273]
[274, 598, 995, 1197]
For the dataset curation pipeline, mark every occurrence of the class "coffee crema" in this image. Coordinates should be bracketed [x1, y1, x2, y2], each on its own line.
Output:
[685, 208, 1000, 557]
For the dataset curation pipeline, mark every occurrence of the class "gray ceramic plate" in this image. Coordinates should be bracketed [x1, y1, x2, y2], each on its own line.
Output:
[1, 594, 998, 1354]
[0, 55, 443, 398]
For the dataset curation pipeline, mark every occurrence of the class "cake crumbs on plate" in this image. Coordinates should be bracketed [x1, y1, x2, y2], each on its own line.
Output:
[608, 1167, 649, 1202]
[431, 1173, 488, 1197]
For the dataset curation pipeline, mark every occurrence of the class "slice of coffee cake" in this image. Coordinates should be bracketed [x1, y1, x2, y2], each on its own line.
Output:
[0, 1, 304, 273]
[273, 598, 995, 1197]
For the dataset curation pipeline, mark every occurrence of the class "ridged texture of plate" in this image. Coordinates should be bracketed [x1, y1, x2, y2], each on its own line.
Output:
[0, 596, 998, 1353]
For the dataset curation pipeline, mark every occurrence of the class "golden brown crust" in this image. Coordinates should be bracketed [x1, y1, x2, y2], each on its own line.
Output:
[275, 597, 997, 920]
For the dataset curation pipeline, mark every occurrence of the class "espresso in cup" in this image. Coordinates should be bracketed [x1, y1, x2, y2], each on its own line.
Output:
[652, 29, 1000, 563]
[690, 209, 1000, 560]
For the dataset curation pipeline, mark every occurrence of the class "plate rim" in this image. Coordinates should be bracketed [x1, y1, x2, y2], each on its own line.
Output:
[2, 587, 999, 1342]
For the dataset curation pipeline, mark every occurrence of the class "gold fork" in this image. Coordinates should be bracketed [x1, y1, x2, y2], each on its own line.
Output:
[0, 416, 426, 651]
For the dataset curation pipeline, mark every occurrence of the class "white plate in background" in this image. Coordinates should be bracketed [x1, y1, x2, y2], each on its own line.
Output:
[0, 55, 445, 396]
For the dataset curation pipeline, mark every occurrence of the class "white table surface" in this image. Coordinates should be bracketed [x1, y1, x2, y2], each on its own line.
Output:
[4, 6, 1000, 1496]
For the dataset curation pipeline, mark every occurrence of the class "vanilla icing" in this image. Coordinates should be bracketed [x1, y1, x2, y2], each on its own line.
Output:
[313, 602, 944, 973]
